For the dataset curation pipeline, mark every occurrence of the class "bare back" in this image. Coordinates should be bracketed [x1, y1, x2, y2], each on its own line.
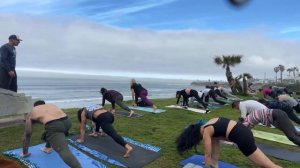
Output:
[29, 104, 67, 124]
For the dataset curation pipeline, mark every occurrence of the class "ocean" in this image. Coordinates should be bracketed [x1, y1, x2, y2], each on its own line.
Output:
[18, 75, 205, 108]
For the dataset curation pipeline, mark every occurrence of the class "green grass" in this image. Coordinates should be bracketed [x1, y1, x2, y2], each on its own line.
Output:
[1, 97, 300, 168]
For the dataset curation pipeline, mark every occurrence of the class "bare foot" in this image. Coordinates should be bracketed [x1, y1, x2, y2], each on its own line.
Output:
[123, 144, 133, 158]
[40, 147, 53, 154]
[89, 132, 98, 137]
[153, 105, 157, 113]
[128, 110, 134, 117]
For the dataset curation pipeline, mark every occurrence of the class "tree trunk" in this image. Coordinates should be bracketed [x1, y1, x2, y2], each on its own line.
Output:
[242, 74, 248, 95]
[225, 66, 237, 94]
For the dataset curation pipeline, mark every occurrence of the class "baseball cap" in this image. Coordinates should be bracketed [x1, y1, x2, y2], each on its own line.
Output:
[8, 34, 22, 41]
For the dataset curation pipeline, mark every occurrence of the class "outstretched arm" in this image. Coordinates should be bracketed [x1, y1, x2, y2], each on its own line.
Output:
[22, 113, 33, 156]
[203, 128, 214, 167]
[211, 139, 221, 168]
[77, 111, 87, 143]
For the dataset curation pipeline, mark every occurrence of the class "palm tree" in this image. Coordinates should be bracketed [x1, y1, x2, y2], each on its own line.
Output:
[214, 55, 243, 94]
[287, 68, 292, 77]
[278, 64, 285, 83]
[292, 67, 299, 77]
[274, 66, 280, 83]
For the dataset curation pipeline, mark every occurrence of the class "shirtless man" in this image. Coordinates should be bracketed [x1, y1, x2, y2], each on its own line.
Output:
[20, 100, 81, 168]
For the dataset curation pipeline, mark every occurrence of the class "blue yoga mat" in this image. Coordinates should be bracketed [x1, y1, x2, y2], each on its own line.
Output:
[180, 155, 238, 168]
[3, 143, 106, 168]
[129, 106, 166, 113]
[208, 104, 220, 109]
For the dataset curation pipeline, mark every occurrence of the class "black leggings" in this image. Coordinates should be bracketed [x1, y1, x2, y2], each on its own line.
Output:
[293, 104, 300, 113]
[228, 123, 257, 156]
[204, 90, 226, 105]
[190, 90, 208, 109]
[215, 89, 228, 99]
[94, 112, 126, 147]
[272, 109, 300, 146]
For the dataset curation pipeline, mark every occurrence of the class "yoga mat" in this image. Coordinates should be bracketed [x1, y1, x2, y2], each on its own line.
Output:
[180, 155, 238, 168]
[129, 106, 166, 113]
[115, 111, 143, 118]
[258, 123, 300, 131]
[166, 105, 206, 114]
[252, 130, 296, 146]
[69, 135, 161, 168]
[257, 143, 300, 163]
[3, 143, 106, 168]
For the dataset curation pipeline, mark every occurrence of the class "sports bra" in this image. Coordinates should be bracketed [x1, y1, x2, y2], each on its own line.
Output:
[204, 117, 229, 137]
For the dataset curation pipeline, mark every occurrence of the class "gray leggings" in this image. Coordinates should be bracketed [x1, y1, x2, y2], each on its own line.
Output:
[115, 95, 131, 112]
[44, 117, 81, 168]
[272, 109, 300, 146]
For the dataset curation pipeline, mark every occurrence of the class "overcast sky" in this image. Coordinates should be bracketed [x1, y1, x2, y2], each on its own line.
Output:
[0, 0, 299, 80]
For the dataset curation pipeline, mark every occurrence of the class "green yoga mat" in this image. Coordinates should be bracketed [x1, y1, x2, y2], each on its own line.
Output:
[252, 130, 296, 146]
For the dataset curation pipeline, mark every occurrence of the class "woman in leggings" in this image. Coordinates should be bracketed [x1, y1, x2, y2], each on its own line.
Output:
[76, 104, 133, 157]
[130, 78, 157, 112]
[242, 109, 300, 147]
[176, 88, 210, 113]
[176, 117, 280, 168]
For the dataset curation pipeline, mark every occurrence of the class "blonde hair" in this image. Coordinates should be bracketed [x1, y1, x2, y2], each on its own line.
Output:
[130, 78, 136, 85]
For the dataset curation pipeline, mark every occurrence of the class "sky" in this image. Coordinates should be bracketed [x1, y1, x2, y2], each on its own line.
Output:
[0, 0, 299, 80]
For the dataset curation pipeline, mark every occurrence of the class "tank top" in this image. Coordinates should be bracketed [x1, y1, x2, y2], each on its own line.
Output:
[204, 117, 230, 137]
[85, 104, 103, 120]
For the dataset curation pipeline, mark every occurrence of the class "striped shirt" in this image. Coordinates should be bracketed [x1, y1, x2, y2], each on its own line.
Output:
[243, 109, 274, 128]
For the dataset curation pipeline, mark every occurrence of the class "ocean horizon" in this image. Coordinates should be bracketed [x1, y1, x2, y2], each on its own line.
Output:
[18, 75, 206, 108]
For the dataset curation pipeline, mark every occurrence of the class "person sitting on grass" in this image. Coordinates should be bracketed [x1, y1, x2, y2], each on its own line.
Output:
[76, 104, 133, 158]
[176, 88, 210, 113]
[176, 117, 281, 168]
[130, 78, 157, 112]
[100, 87, 134, 117]
[21, 100, 82, 168]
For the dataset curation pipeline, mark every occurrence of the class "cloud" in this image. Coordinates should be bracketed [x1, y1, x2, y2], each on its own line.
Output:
[1, 14, 299, 80]
[280, 27, 300, 34]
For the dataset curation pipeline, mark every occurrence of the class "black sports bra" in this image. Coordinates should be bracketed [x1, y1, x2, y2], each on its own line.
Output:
[204, 117, 230, 137]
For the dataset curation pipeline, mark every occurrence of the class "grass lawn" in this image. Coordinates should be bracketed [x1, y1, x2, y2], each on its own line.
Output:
[1, 96, 300, 168]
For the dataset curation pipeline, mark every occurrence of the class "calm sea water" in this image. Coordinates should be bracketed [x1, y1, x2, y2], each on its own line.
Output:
[18, 76, 205, 108]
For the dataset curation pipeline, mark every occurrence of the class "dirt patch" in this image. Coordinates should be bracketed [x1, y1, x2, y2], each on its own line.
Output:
[0, 158, 21, 168]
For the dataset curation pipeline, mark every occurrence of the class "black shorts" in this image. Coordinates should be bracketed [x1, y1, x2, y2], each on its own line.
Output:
[228, 123, 257, 156]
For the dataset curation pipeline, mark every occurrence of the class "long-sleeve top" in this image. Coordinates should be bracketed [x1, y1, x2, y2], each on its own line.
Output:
[261, 88, 273, 98]
[0, 43, 16, 71]
[277, 95, 298, 107]
[131, 83, 146, 103]
[243, 109, 274, 128]
[201, 88, 211, 97]
[102, 90, 122, 109]
[239, 100, 268, 118]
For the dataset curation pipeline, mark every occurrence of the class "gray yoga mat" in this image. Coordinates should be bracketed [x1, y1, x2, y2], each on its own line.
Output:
[70, 135, 160, 168]
[116, 111, 143, 118]
[257, 143, 300, 163]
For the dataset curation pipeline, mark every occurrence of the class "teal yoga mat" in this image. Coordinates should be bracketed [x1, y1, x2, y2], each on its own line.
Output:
[129, 106, 166, 113]
[3, 143, 106, 168]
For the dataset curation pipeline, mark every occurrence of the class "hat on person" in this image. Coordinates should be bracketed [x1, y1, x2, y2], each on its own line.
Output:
[8, 34, 22, 41]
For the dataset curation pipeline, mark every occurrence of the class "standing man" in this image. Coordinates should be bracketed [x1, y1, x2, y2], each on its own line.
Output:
[0, 34, 22, 92]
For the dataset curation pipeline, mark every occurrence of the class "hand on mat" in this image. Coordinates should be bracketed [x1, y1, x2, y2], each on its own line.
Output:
[132, 103, 137, 106]
[20, 152, 31, 157]
[40, 147, 53, 154]
[76, 139, 84, 143]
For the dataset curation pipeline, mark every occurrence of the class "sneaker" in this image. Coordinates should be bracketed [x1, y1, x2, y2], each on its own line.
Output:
[205, 109, 211, 114]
